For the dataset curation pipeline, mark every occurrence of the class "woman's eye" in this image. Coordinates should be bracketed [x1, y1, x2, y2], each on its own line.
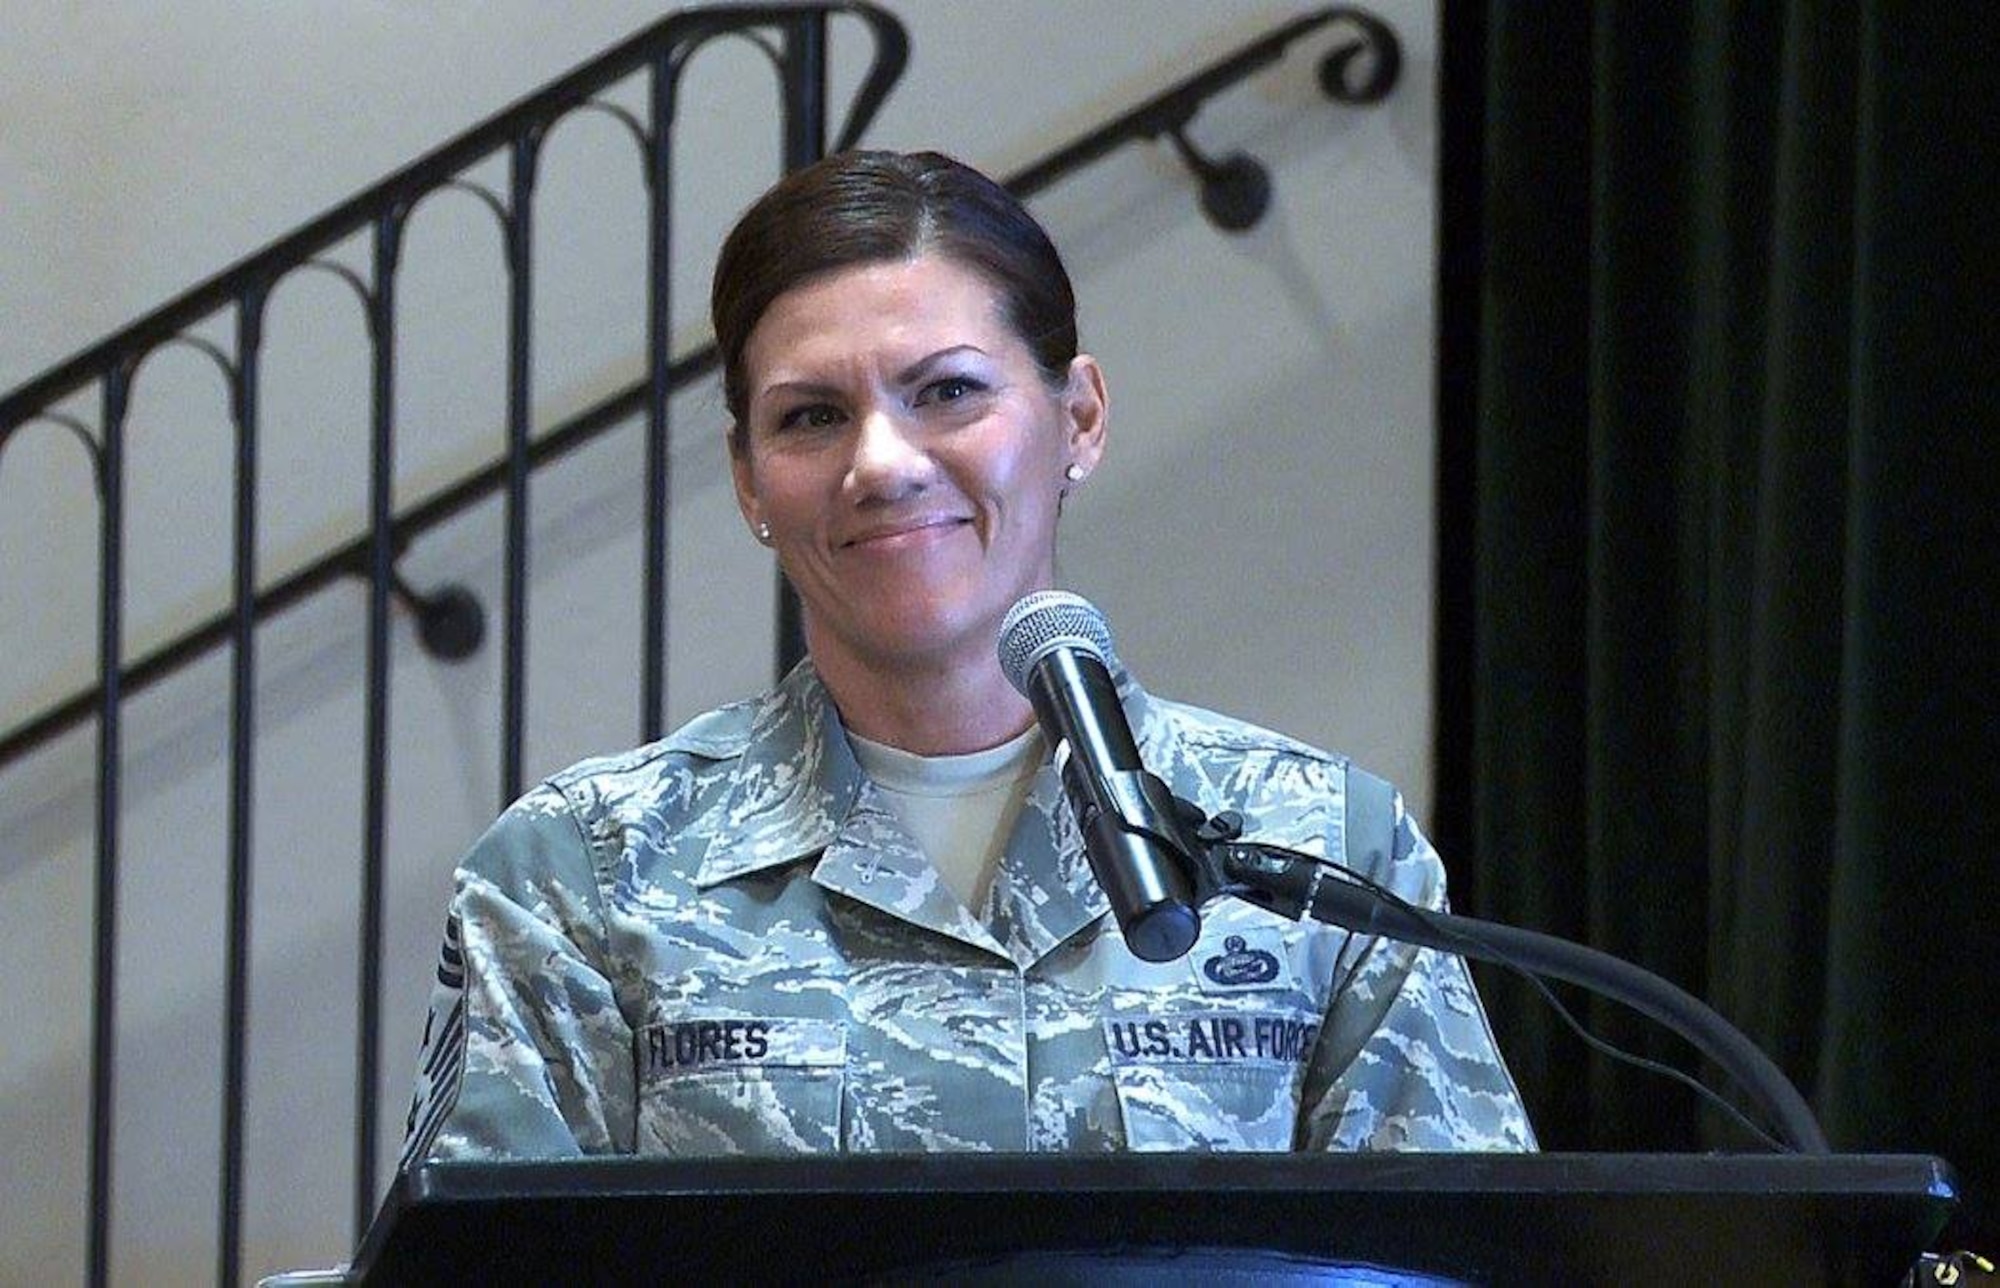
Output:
[917, 375, 985, 407]
[776, 403, 844, 432]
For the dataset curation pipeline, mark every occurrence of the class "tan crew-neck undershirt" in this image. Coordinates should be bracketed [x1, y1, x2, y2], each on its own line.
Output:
[847, 723, 1045, 913]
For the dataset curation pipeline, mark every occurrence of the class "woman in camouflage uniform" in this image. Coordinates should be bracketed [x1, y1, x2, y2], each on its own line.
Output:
[402, 151, 1534, 1163]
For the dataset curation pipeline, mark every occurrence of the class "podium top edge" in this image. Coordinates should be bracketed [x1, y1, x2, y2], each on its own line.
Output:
[398, 1150, 1957, 1204]
[354, 1153, 1957, 1288]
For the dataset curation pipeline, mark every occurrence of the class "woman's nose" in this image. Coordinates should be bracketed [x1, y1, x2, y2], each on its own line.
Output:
[845, 405, 932, 499]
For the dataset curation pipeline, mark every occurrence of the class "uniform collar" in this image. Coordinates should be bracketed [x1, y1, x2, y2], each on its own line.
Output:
[691, 659, 1163, 970]
[691, 661, 864, 888]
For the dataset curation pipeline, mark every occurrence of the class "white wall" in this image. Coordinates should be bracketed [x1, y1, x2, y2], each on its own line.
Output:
[0, 1, 1439, 1282]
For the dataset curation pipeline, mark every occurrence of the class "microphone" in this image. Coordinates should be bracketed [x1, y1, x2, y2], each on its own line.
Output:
[998, 591, 1201, 962]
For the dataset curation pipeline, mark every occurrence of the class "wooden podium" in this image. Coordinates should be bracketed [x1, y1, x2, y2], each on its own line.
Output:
[348, 1152, 1955, 1285]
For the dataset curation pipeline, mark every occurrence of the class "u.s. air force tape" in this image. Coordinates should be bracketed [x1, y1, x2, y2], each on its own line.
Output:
[1103, 1010, 1320, 1067]
[638, 1017, 845, 1082]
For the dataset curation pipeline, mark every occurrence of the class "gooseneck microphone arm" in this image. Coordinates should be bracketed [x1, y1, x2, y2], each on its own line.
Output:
[1201, 827, 1830, 1155]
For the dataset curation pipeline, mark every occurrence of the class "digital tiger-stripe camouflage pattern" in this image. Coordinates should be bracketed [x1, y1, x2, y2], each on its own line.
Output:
[400, 661, 1535, 1164]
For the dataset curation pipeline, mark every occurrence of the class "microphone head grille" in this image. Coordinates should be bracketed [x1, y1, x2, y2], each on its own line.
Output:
[998, 591, 1115, 693]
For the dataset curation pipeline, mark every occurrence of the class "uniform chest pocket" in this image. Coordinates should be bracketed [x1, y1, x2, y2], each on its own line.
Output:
[635, 1016, 846, 1155]
[1104, 1008, 1321, 1152]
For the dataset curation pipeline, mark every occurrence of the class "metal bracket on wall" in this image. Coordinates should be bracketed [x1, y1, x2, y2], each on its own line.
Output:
[1003, 5, 1403, 234]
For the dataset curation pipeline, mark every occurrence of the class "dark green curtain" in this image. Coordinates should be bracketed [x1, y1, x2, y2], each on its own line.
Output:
[1441, 1, 1998, 1248]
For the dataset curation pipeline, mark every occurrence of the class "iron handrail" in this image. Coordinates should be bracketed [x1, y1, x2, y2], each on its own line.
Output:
[0, 4, 1398, 772]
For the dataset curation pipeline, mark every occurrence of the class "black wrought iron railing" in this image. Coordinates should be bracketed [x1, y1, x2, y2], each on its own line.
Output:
[0, 6, 1400, 1285]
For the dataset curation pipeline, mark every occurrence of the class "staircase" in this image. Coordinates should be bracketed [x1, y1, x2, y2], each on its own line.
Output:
[0, 5, 1408, 1283]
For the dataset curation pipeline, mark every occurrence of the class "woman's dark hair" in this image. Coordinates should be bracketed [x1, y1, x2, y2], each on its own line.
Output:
[712, 149, 1078, 454]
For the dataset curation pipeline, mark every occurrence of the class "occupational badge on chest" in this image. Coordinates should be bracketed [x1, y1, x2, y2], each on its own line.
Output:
[1189, 925, 1294, 995]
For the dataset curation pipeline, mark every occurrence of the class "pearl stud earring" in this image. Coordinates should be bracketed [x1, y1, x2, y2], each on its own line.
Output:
[1064, 463, 1085, 482]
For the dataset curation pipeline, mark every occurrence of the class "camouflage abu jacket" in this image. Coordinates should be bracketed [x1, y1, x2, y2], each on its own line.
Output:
[401, 661, 1534, 1164]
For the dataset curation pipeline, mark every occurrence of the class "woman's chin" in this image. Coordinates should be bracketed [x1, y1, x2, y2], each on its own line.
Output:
[821, 604, 1006, 676]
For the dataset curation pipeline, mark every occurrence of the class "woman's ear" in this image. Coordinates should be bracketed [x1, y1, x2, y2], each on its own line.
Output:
[1062, 354, 1109, 479]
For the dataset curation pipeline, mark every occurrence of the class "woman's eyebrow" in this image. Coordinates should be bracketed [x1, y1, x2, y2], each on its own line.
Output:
[758, 378, 843, 402]
[896, 345, 988, 384]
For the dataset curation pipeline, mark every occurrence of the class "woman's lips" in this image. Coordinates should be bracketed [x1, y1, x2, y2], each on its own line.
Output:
[840, 516, 971, 552]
